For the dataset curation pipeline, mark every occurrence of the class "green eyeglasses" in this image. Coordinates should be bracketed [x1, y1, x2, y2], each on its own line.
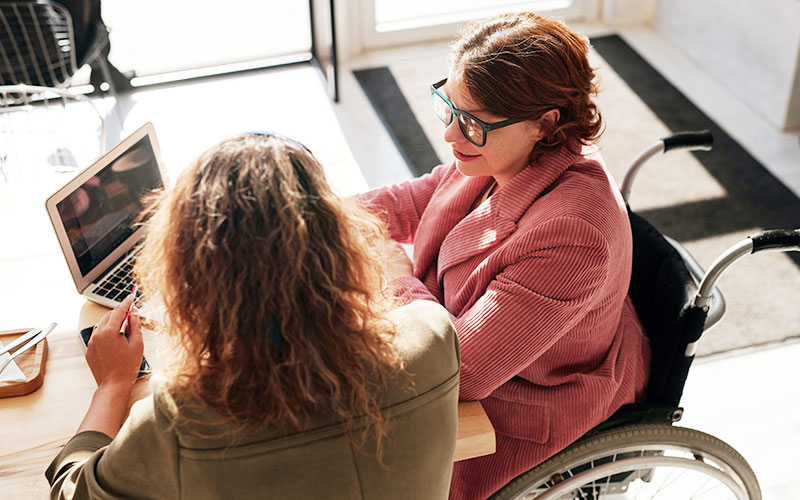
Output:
[430, 78, 522, 147]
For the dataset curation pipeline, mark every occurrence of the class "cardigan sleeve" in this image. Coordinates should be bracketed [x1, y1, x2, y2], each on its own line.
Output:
[387, 275, 441, 305]
[46, 394, 180, 499]
[388, 216, 614, 400]
[454, 217, 612, 400]
[356, 164, 449, 244]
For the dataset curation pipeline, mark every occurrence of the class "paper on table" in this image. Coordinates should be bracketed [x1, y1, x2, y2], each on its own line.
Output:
[0, 340, 27, 383]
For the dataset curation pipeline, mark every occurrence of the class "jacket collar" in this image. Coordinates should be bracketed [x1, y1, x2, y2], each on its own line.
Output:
[436, 146, 582, 279]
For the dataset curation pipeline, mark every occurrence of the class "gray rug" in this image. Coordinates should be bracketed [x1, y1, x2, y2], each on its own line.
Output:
[353, 35, 800, 357]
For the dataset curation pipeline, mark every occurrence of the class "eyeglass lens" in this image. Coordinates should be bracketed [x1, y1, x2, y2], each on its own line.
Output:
[432, 91, 484, 146]
[458, 115, 483, 145]
[432, 91, 452, 124]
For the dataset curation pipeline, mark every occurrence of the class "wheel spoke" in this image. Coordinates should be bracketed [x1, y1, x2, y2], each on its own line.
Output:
[603, 454, 615, 494]
[650, 463, 689, 497]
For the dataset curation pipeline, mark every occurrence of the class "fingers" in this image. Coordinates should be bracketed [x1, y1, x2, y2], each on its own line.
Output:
[108, 294, 136, 330]
[127, 308, 144, 352]
[91, 294, 136, 342]
[84, 300, 145, 387]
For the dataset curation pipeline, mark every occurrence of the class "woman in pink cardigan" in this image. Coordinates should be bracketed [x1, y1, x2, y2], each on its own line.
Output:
[357, 12, 652, 500]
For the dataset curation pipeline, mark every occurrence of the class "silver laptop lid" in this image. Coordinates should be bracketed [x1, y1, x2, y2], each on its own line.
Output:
[45, 122, 167, 294]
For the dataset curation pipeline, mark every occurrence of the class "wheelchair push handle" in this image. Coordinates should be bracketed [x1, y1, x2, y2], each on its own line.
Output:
[750, 228, 800, 254]
[682, 228, 800, 356]
[695, 228, 800, 308]
[621, 130, 713, 203]
[662, 130, 714, 153]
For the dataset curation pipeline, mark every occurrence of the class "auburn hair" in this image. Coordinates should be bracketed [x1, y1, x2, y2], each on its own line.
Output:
[134, 133, 402, 452]
[450, 12, 603, 157]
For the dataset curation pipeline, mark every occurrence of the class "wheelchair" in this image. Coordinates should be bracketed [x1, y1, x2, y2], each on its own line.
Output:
[490, 131, 800, 500]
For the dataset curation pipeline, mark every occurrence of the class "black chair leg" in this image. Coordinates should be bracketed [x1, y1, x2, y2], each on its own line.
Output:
[89, 52, 133, 133]
[89, 56, 133, 94]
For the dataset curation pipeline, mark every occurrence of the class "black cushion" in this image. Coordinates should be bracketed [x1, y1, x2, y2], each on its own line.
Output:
[627, 209, 707, 406]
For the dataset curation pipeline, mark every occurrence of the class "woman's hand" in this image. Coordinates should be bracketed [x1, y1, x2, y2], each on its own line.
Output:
[86, 294, 144, 389]
[386, 242, 414, 278]
[77, 294, 145, 438]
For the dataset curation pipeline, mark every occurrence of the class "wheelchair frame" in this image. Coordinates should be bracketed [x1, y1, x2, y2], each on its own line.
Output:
[490, 131, 800, 500]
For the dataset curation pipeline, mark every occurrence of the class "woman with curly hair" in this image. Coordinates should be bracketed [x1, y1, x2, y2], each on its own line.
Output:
[357, 12, 651, 499]
[46, 133, 460, 499]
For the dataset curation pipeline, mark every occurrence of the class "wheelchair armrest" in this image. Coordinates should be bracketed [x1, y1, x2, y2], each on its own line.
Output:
[663, 235, 725, 333]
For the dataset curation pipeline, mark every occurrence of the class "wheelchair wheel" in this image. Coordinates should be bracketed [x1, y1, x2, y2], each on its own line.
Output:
[490, 424, 761, 500]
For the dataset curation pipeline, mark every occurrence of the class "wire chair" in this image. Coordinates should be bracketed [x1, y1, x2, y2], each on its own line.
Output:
[0, 0, 127, 92]
[0, 84, 105, 182]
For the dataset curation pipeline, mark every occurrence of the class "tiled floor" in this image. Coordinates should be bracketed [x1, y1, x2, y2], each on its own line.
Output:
[3, 22, 797, 498]
[679, 339, 800, 499]
[615, 26, 800, 200]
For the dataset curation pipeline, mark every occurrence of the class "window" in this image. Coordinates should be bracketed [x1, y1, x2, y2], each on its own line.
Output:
[362, 0, 597, 49]
[102, 0, 312, 82]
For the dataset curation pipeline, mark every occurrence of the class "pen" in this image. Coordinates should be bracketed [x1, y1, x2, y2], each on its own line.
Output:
[119, 285, 138, 335]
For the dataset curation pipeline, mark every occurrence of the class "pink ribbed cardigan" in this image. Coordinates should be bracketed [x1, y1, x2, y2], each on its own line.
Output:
[358, 144, 651, 500]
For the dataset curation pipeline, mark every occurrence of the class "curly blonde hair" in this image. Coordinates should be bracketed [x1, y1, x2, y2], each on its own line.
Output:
[135, 133, 401, 451]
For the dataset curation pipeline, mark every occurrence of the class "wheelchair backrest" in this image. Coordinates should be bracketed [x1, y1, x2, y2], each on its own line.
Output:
[627, 210, 708, 407]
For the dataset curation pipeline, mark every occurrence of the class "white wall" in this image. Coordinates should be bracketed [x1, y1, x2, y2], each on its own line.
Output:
[653, 0, 800, 131]
[601, 0, 800, 131]
[602, 0, 656, 26]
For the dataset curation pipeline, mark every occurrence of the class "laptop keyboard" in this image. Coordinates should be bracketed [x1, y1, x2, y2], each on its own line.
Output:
[92, 249, 140, 303]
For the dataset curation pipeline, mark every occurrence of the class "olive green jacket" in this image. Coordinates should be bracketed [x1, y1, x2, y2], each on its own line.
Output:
[46, 300, 460, 499]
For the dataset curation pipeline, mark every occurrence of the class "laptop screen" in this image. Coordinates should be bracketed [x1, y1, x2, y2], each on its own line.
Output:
[55, 136, 163, 277]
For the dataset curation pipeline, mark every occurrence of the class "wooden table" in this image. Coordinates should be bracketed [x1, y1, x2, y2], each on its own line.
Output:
[0, 182, 495, 498]
[454, 401, 496, 462]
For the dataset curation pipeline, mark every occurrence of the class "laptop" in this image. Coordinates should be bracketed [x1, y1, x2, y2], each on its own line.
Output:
[45, 122, 168, 308]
